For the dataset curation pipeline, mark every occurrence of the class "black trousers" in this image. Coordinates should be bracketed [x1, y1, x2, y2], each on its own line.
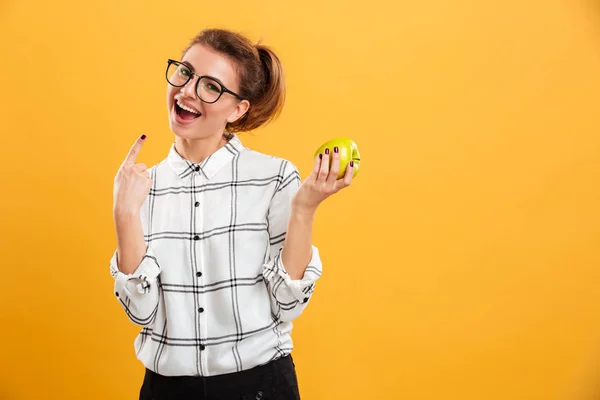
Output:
[139, 355, 301, 400]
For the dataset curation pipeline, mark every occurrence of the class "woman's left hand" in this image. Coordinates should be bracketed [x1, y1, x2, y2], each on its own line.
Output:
[291, 147, 355, 214]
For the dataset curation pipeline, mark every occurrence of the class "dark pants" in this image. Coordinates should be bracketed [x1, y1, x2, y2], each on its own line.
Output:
[139, 355, 301, 400]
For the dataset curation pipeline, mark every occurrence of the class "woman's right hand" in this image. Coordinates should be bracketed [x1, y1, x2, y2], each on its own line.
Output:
[113, 134, 152, 216]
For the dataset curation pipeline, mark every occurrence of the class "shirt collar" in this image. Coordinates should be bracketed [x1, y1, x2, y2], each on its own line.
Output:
[167, 134, 245, 181]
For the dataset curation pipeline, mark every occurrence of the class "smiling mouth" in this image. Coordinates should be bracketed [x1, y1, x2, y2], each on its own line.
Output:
[175, 101, 202, 120]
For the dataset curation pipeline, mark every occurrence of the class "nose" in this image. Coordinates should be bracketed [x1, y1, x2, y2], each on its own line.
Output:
[180, 76, 198, 99]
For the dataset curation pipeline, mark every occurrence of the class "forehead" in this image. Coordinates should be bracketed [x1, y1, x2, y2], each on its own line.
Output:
[182, 44, 239, 90]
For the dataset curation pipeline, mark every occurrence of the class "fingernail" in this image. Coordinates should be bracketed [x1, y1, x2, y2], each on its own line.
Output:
[319, 154, 322, 159]
[350, 161, 354, 167]
[325, 148, 330, 155]
[334, 146, 339, 153]
[141, 134, 147, 140]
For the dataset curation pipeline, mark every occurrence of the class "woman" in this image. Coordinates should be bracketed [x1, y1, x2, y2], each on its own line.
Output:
[110, 28, 355, 399]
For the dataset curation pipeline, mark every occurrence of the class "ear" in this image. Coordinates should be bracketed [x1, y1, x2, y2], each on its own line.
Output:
[227, 100, 250, 124]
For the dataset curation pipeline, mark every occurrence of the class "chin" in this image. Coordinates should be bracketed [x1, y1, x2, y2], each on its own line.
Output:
[170, 124, 197, 139]
[169, 111, 224, 141]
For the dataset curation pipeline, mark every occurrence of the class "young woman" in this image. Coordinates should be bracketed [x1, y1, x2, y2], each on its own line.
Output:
[110, 28, 355, 400]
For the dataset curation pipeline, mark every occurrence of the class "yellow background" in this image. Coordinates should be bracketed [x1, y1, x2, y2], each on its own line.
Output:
[1, 0, 600, 399]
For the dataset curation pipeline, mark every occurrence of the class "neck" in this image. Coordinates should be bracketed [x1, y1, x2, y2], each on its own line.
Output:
[174, 133, 230, 163]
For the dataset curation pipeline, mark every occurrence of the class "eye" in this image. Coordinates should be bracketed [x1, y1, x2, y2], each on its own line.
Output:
[195, 78, 223, 102]
[207, 83, 220, 92]
[199, 79, 221, 93]
[177, 66, 192, 77]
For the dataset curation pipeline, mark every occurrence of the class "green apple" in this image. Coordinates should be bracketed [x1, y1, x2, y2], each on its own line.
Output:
[314, 137, 361, 180]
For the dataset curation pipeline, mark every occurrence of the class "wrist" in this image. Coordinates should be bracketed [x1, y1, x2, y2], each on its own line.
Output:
[113, 206, 141, 220]
[290, 204, 317, 220]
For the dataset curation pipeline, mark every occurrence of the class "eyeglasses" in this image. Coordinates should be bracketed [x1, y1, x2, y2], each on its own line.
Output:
[165, 59, 245, 104]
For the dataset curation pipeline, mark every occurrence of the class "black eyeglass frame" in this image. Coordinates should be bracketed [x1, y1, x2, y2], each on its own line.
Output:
[165, 59, 245, 104]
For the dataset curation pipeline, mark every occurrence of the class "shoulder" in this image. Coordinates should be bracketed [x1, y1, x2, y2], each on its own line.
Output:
[239, 147, 299, 177]
[238, 148, 301, 199]
[143, 159, 174, 186]
[145, 160, 165, 175]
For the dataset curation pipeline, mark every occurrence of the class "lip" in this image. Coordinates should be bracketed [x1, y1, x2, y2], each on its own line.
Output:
[177, 99, 202, 114]
[172, 101, 201, 126]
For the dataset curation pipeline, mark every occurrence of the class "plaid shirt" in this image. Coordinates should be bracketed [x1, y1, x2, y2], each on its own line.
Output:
[109, 135, 322, 377]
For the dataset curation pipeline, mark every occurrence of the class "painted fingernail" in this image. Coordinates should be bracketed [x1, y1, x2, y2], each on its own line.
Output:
[325, 148, 330, 155]
[350, 161, 354, 167]
[319, 154, 322, 159]
[334, 146, 339, 153]
[141, 134, 147, 140]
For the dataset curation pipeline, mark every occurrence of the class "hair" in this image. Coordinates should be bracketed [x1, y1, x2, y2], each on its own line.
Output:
[182, 28, 286, 135]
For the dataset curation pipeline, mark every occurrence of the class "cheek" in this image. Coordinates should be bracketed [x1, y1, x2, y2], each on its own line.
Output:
[166, 86, 177, 103]
[202, 103, 231, 119]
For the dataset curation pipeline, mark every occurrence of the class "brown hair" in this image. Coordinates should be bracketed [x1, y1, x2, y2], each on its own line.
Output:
[182, 28, 286, 134]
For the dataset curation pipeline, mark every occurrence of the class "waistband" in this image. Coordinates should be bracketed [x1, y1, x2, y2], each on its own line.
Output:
[143, 354, 294, 397]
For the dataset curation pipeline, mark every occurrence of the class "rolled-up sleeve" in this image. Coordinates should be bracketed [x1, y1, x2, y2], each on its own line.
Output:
[109, 246, 161, 327]
[262, 160, 323, 322]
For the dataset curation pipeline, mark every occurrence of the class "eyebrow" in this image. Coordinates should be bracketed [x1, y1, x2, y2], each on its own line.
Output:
[181, 60, 195, 71]
[180, 60, 230, 88]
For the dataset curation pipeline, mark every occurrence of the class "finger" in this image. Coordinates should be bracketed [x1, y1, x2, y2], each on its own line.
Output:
[317, 148, 330, 181]
[343, 160, 355, 186]
[124, 134, 147, 165]
[132, 163, 148, 173]
[326, 146, 341, 185]
[307, 154, 322, 181]
[334, 160, 354, 191]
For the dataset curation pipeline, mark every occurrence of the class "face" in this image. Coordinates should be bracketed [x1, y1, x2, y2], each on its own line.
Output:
[166, 44, 249, 140]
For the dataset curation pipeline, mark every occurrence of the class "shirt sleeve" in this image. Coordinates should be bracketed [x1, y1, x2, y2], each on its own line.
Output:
[109, 247, 161, 327]
[262, 160, 323, 322]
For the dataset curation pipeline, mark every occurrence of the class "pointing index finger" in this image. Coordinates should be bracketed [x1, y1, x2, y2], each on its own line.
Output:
[125, 134, 147, 164]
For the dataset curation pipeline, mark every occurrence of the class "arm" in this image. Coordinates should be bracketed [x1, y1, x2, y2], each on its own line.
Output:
[262, 161, 323, 322]
[109, 207, 161, 327]
[263, 146, 356, 321]
[114, 210, 147, 275]
[281, 208, 316, 280]
[109, 135, 160, 327]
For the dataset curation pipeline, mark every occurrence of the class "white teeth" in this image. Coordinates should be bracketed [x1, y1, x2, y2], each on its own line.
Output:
[176, 100, 201, 115]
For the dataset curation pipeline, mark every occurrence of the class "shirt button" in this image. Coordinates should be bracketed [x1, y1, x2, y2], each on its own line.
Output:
[200, 345, 206, 350]
[194, 235, 200, 240]
[303, 297, 309, 303]
[195, 201, 200, 207]
[198, 307, 204, 313]
[196, 271, 202, 277]
[115, 292, 119, 297]
[195, 166, 200, 172]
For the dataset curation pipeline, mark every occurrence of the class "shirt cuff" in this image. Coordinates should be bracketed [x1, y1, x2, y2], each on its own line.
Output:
[109, 247, 161, 295]
[264, 245, 322, 301]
